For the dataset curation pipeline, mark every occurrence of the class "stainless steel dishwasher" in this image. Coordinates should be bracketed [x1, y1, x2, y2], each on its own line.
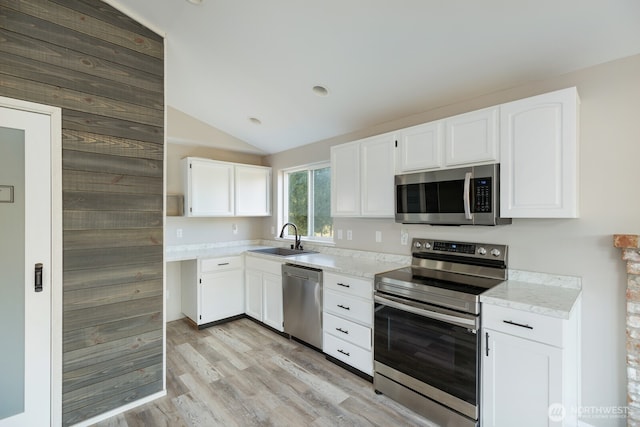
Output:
[282, 263, 323, 349]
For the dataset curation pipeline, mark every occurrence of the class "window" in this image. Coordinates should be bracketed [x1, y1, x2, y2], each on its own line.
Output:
[283, 163, 332, 241]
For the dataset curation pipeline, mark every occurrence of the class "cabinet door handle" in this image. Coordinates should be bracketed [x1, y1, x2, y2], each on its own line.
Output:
[337, 304, 350, 311]
[218, 262, 229, 266]
[485, 332, 489, 357]
[337, 282, 350, 288]
[337, 349, 350, 357]
[336, 327, 349, 335]
[503, 320, 533, 330]
[35, 263, 43, 292]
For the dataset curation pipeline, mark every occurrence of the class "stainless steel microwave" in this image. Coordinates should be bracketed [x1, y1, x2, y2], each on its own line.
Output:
[395, 164, 511, 225]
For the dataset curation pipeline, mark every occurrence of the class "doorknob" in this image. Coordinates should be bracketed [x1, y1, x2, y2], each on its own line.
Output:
[35, 263, 43, 292]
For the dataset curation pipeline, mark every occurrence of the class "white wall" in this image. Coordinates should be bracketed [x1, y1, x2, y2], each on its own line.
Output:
[263, 54, 640, 427]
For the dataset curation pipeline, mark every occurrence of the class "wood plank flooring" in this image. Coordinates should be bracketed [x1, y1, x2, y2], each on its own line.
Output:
[93, 317, 436, 427]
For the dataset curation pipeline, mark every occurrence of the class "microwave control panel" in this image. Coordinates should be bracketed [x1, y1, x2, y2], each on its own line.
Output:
[473, 177, 492, 213]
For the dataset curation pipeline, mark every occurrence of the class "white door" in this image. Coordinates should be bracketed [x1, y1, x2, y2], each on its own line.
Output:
[360, 133, 396, 218]
[330, 142, 361, 216]
[187, 158, 234, 216]
[235, 165, 271, 216]
[0, 106, 53, 426]
[482, 329, 562, 427]
[262, 273, 283, 332]
[396, 120, 444, 172]
[444, 106, 499, 166]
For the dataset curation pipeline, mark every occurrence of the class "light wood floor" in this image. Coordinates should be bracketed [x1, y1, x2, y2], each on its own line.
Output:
[93, 317, 435, 427]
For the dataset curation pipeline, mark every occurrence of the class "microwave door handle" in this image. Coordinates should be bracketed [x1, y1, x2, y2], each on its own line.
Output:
[463, 172, 473, 220]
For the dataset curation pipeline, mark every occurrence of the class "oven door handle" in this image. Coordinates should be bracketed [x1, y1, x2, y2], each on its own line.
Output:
[374, 294, 478, 331]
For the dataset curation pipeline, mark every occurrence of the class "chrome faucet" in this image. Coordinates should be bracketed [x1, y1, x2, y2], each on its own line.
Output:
[279, 222, 302, 250]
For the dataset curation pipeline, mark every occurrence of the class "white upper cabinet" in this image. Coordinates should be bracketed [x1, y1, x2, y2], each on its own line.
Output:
[331, 133, 395, 218]
[360, 134, 396, 217]
[331, 141, 361, 217]
[184, 157, 234, 217]
[395, 107, 498, 174]
[183, 157, 272, 217]
[500, 87, 579, 218]
[235, 164, 271, 216]
[396, 121, 444, 173]
[445, 106, 499, 166]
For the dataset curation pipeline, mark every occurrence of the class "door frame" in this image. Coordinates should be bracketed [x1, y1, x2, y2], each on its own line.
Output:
[0, 96, 63, 426]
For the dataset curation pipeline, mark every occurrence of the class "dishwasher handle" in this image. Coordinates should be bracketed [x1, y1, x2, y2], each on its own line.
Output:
[283, 271, 313, 281]
[282, 264, 322, 283]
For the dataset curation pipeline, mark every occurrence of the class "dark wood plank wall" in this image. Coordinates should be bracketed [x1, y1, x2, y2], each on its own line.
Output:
[0, 0, 164, 424]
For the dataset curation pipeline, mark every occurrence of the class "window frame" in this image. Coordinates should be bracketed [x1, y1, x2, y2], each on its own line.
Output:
[281, 161, 333, 244]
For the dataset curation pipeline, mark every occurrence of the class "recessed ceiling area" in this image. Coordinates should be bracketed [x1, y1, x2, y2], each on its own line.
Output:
[109, 0, 640, 154]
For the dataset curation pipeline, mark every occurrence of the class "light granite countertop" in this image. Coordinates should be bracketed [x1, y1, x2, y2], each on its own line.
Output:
[480, 271, 582, 319]
[167, 241, 582, 316]
[166, 241, 267, 262]
[166, 240, 410, 279]
[244, 250, 407, 279]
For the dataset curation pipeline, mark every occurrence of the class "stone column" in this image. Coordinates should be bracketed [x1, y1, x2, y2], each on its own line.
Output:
[614, 234, 640, 426]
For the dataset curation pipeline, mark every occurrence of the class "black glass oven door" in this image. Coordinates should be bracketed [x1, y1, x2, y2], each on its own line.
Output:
[374, 300, 479, 406]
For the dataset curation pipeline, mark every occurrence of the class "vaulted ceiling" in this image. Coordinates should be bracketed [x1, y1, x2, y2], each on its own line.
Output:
[109, 0, 640, 154]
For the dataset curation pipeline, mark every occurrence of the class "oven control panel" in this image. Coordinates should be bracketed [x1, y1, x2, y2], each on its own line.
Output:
[412, 238, 507, 262]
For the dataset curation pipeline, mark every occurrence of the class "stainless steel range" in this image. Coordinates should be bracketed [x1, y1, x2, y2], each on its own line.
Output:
[373, 238, 507, 427]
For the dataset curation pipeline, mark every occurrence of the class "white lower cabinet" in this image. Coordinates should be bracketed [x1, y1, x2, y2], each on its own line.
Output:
[322, 272, 373, 375]
[181, 255, 244, 327]
[481, 301, 580, 426]
[245, 256, 284, 332]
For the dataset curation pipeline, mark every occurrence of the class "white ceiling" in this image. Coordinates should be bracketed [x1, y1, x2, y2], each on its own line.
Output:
[110, 0, 640, 154]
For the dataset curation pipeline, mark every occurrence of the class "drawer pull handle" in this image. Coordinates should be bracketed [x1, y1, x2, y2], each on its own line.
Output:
[217, 262, 230, 266]
[337, 304, 350, 311]
[503, 320, 533, 330]
[337, 349, 350, 357]
[337, 282, 350, 288]
[336, 327, 349, 335]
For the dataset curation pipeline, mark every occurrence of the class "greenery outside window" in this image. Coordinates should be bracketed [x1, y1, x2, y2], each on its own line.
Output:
[283, 163, 332, 242]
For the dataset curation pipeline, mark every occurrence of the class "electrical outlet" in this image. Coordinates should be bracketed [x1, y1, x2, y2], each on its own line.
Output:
[347, 230, 353, 241]
[337, 229, 343, 240]
[176, 228, 183, 238]
[232, 223, 238, 234]
[401, 229, 409, 245]
[375, 231, 382, 243]
[271, 226, 275, 235]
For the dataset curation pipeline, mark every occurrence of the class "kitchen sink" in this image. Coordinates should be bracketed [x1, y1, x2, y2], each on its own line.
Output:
[248, 247, 317, 257]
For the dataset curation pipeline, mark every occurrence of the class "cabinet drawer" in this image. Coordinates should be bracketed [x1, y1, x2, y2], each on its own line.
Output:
[324, 272, 372, 300]
[245, 256, 283, 275]
[323, 333, 372, 375]
[324, 290, 372, 326]
[482, 303, 564, 347]
[323, 312, 371, 350]
[200, 256, 242, 273]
